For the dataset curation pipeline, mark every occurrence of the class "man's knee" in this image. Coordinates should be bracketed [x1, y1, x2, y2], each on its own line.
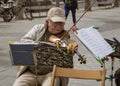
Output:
[13, 72, 37, 86]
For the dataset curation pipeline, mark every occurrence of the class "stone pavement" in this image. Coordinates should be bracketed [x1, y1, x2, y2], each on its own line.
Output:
[0, 7, 120, 86]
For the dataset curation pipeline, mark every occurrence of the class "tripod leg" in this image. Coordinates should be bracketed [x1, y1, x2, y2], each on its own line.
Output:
[111, 57, 114, 86]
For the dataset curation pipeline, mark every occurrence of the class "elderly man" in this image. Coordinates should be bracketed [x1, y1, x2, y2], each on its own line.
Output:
[13, 7, 76, 86]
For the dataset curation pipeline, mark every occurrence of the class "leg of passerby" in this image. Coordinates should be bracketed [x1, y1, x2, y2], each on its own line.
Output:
[71, 9, 76, 24]
[71, 9, 79, 30]
[64, 5, 69, 20]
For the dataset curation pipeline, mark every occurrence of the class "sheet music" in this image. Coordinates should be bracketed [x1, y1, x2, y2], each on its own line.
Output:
[75, 27, 114, 59]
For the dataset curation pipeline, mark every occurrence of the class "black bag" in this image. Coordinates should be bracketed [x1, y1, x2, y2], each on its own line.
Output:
[28, 44, 74, 75]
[114, 68, 120, 86]
[33, 45, 74, 68]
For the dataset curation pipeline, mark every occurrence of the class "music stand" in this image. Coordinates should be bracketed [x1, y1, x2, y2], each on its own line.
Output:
[9, 42, 74, 86]
[9, 43, 41, 86]
[9, 43, 38, 66]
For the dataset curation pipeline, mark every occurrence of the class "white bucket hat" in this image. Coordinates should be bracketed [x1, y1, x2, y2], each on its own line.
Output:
[47, 7, 65, 23]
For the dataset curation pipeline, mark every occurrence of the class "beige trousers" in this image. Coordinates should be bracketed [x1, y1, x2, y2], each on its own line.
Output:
[13, 71, 60, 86]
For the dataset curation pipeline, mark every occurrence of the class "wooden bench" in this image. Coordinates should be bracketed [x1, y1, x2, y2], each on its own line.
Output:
[50, 65, 106, 86]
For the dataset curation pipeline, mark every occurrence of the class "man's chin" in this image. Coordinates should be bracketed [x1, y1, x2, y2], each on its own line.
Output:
[51, 30, 64, 35]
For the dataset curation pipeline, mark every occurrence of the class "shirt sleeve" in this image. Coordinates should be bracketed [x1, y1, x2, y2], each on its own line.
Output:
[20, 24, 44, 43]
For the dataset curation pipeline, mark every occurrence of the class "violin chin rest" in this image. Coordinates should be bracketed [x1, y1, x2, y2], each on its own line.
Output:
[49, 35, 61, 42]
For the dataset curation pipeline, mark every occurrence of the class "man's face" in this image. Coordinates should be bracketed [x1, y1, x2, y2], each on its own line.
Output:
[47, 20, 65, 34]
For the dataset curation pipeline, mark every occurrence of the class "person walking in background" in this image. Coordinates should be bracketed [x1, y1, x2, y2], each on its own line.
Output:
[63, 0, 78, 25]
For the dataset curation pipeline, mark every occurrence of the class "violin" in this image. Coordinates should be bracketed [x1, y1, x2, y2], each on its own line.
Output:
[49, 35, 86, 64]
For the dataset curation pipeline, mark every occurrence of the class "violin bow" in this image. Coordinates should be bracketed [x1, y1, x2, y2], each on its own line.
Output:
[61, 0, 97, 40]
[60, 0, 97, 64]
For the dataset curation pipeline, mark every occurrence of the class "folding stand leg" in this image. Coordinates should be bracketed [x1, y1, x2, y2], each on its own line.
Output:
[110, 56, 115, 86]
[35, 64, 38, 86]
[32, 49, 38, 86]
[99, 59, 106, 86]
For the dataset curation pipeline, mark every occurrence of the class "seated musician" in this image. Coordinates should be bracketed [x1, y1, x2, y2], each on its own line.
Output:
[13, 7, 78, 86]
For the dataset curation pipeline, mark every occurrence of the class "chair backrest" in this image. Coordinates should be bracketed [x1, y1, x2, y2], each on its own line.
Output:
[50, 65, 106, 86]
